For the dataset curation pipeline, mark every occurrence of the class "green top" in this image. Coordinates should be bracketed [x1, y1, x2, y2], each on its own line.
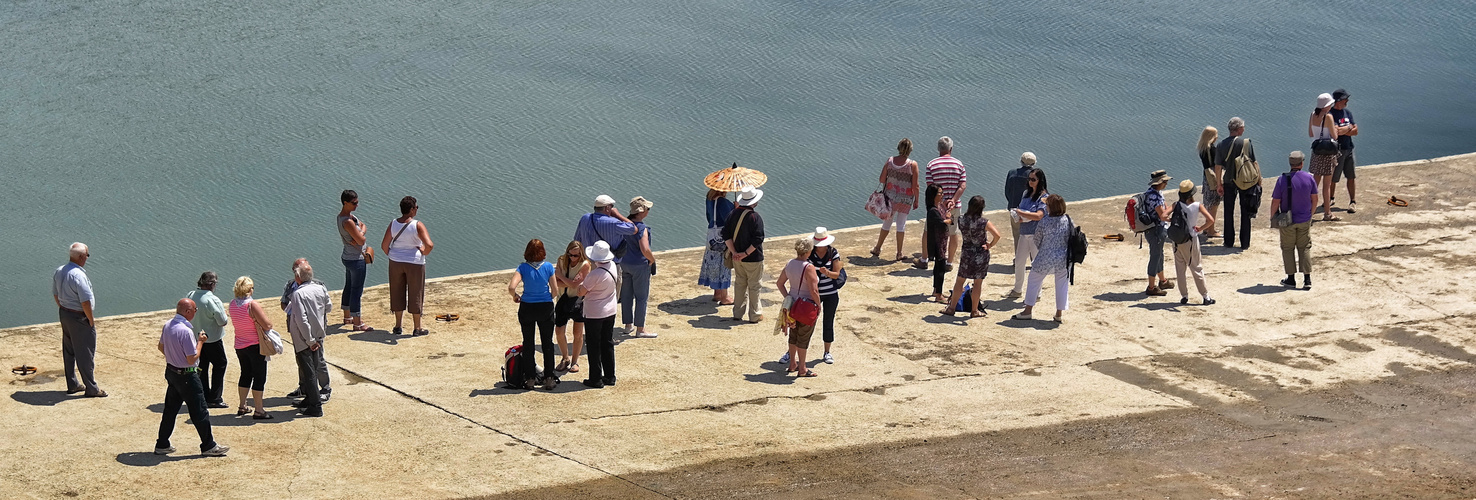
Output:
[184, 289, 230, 342]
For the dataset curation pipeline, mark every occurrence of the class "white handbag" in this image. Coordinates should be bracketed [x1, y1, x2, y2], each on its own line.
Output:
[263, 329, 286, 355]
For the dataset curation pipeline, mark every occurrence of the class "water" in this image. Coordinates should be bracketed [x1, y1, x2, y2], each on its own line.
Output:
[3, 0, 1473, 328]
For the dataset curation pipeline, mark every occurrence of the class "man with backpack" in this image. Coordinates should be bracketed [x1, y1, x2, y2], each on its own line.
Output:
[1271, 151, 1319, 290]
[1168, 180, 1216, 305]
[1213, 117, 1262, 249]
[1141, 171, 1174, 297]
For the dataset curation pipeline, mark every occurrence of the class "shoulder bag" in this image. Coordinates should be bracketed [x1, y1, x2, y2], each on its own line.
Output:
[788, 263, 820, 326]
[1270, 173, 1295, 229]
[250, 300, 285, 357]
[723, 210, 748, 269]
[865, 184, 892, 220]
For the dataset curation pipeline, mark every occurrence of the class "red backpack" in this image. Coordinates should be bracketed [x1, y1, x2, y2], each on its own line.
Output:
[502, 345, 536, 390]
[1124, 191, 1155, 233]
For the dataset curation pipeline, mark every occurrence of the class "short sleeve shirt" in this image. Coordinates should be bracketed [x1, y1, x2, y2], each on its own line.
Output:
[1330, 108, 1355, 150]
[1215, 136, 1256, 182]
[53, 262, 95, 311]
[925, 156, 968, 208]
[581, 262, 619, 319]
[1144, 190, 1167, 228]
[1018, 193, 1049, 235]
[516, 261, 556, 303]
[1272, 170, 1319, 224]
[160, 315, 198, 368]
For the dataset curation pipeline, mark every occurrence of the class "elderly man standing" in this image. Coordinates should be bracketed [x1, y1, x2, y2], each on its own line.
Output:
[184, 271, 230, 408]
[724, 187, 766, 323]
[922, 137, 967, 270]
[54, 242, 106, 398]
[282, 258, 331, 402]
[1004, 152, 1037, 262]
[574, 195, 638, 257]
[1214, 117, 1261, 249]
[288, 262, 332, 417]
[1272, 151, 1319, 290]
[155, 298, 229, 457]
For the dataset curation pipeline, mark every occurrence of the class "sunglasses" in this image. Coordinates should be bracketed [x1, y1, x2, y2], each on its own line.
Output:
[1028, 178, 1038, 182]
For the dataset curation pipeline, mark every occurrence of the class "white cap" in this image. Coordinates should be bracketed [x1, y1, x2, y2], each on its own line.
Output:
[1020, 152, 1036, 166]
[594, 195, 616, 208]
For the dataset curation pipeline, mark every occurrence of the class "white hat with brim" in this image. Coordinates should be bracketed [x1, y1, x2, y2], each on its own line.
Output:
[811, 227, 835, 247]
[587, 240, 615, 263]
[737, 187, 764, 207]
[1316, 93, 1335, 109]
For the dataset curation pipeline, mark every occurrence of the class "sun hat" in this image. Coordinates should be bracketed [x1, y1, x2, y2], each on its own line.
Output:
[1020, 152, 1037, 166]
[594, 195, 616, 208]
[587, 240, 615, 263]
[629, 196, 653, 214]
[1179, 179, 1196, 194]
[1332, 88, 1351, 101]
[1149, 170, 1173, 186]
[1316, 93, 1335, 109]
[737, 186, 764, 207]
[811, 227, 835, 247]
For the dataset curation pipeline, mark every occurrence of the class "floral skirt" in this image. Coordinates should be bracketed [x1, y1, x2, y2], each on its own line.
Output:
[698, 226, 731, 290]
[1310, 153, 1337, 177]
[958, 247, 991, 279]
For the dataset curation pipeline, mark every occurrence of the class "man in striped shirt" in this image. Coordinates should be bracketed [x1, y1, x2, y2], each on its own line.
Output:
[922, 136, 967, 269]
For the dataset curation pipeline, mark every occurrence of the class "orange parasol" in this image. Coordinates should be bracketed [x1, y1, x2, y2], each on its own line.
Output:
[703, 163, 767, 192]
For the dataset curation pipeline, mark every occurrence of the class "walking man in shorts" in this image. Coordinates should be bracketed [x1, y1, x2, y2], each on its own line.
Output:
[1329, 89, 1359, 213]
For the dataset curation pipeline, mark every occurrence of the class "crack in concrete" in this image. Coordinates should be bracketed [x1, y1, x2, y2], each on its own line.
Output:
[322, 362, 675, 500]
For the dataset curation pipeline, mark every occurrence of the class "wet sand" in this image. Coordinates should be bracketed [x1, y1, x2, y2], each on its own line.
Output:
[3, 153, 1475, 499]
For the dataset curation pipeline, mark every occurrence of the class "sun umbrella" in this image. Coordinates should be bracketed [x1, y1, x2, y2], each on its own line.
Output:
[704, 163, 768, 192]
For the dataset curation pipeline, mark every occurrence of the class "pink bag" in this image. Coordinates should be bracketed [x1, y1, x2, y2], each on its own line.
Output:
[865, 189, 892, 220]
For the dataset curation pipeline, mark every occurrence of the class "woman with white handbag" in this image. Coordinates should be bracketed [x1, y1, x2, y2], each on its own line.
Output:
[228, 276, 277, 420]
[869, 138, 920, 261]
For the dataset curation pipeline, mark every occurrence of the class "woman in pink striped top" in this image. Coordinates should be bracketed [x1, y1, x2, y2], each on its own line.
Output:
[229, 276, 276, 419]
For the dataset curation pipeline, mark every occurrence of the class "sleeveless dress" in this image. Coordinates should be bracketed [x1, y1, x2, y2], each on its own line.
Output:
[957, 214, 992, 279]
[1310, 119, 1337, 176]
[882, 157, 917, 213]
[699, 197, 734, 289]
[1199, 146, 1222, 206]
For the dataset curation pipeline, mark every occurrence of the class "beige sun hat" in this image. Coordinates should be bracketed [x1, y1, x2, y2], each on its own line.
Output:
[811, 227, 835, 247]
[629, 196, 653, 214]
[1179, 179, 1196, 194]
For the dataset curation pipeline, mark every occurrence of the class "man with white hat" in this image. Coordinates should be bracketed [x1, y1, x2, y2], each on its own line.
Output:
[574, 195, 638, 260]
[723, 186, 766, 323]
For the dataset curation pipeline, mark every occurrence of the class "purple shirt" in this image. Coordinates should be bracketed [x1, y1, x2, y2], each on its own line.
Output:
[160, 314, 198, 368]
[1272, 170, 1319, 224]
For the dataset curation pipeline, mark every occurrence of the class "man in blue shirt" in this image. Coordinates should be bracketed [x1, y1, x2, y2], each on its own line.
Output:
[155, 298, 229, 457]
[1004, 152, 1036, 261]
[574, 195, 637, 260]
[53, 242, 105, 398]
[1329, 89, 1359, 213]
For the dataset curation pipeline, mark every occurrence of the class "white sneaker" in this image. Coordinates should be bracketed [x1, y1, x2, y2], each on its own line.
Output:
[778, 352, 790, 364]
[635, 331, 658, 338]
[203, 444, 230, 457]
[153, 446, 175, 455]
[823, 352, 834, 364]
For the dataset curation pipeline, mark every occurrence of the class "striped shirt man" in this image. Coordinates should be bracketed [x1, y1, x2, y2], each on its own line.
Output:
[926, 155, 968, 209]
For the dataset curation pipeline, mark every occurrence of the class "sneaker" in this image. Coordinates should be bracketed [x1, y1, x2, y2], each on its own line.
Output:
[778, 352, 790, 364]
[287, 388, 303, 398]
[1347, 201, 1357, 214]
[318, 392, 330, 403]
[208, 401, 230, 409]
[1005, 290, 1023, 300]
[1180, 297, 1189, 305]
[602, 377, 617, 387]
[1280, 277, 1298, 288]
[635, 331, 658, 339]
[392, 326, 404, 335]
[823, 352, 834, 364]
[153, 446, 175, 455]
[202, 444, 230, 457]
[581, 379, 604, 389]
[299, 408, 323, 417]
[542, 376, 558, 391]
[1303, 276, 1312, 290]
[1145, 287, 1167, 297]
[1203, 298, 1217, 306]
[1158, 281, 1174, 290]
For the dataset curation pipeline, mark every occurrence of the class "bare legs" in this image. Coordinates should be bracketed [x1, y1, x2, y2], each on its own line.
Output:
[237, 386, 264, 415]
[943, 278, 986, 317]
[1318, 174, 1336, 219]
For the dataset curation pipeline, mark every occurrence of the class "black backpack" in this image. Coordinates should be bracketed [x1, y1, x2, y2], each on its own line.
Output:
[1066, 216, 1088, 285]
[1166, 202, 1193, 244]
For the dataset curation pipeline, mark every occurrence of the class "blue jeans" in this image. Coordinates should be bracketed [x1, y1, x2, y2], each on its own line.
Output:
[1145, 225, 1167, 277]
[619, 263, 651, 328]
[341, 258, 366, 316]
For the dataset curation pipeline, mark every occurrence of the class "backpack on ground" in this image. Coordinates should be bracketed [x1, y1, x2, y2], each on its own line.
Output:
[501, 345, 538, 389]
[1230, 137, 1261, 191]
[954, 284, 974, 311]
[1124, 192, 1156, 233]
[1166, 202, 1193, 244]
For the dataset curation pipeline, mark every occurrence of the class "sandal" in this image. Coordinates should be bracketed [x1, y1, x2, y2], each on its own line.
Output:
[894, 253, 905, 261]
[1321, 215, 1342, 222]
[970, 310, 986, 318]
[237, 406, 250, 416]
[413, 328, 430, 336]
[797, 370, 818, 377]
[252, 412, 274, 420]
[352, 324, 374, 332]
[556, 359, 570, 372]
[567, 363, 580, 373]
[939, 307, 956, 316]
[869, 247, 881, 258]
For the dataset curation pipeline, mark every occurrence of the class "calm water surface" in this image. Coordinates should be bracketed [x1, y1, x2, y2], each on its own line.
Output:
[3, 0, 1473, 328]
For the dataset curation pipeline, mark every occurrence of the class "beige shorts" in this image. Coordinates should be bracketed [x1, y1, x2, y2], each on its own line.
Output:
[948, 206, 962, 235]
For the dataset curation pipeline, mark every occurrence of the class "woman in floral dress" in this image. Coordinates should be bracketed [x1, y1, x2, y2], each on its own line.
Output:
[942, 196, 1001, 317]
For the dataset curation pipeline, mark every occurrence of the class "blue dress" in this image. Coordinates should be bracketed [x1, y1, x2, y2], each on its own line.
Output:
[699, 197, 735, 289]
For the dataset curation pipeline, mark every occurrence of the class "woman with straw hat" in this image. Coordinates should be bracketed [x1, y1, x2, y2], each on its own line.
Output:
[1172, 180, 1216, 305]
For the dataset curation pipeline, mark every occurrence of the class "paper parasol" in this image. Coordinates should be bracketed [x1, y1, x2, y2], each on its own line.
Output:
[704, 163, 767, 192]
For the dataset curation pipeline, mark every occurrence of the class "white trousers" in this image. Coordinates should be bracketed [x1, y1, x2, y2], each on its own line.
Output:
[1012, 234, 1038, 293]
[1024, 269, 1069, 311]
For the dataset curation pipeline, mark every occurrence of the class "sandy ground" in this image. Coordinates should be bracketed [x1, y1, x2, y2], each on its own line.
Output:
[3, 153, 1475, 499]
